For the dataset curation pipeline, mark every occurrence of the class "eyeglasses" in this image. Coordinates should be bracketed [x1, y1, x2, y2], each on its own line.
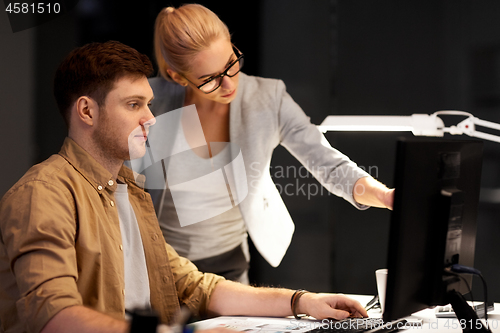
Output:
[183, 45, 244, 94]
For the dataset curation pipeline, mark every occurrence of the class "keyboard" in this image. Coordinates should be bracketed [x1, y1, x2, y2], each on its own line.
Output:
[305, 318, 408, 333]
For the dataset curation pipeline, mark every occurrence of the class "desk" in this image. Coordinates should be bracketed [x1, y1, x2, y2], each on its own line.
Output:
[193, 295, 500, 332]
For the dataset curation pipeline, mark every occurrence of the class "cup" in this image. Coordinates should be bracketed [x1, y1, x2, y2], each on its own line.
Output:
[375, 268, 388, 313]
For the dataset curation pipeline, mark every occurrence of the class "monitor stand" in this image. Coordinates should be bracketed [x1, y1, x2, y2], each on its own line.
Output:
[447, 290, 491, 333]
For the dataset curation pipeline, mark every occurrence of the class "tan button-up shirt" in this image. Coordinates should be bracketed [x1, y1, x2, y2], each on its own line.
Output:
[0, 138, 224, 333]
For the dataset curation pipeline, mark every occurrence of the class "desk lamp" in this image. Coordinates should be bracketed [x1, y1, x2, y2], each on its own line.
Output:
[319, 110, 499, 332]
[318, 110, 500, 143]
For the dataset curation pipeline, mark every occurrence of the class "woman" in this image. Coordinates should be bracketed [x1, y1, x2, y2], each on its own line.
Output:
[148, 4, 393, 284]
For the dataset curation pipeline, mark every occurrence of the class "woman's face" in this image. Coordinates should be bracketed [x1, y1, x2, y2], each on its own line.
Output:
[184, 38, 240, 104]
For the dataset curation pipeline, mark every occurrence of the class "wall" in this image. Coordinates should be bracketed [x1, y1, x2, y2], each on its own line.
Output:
[0, 9, 34, 196]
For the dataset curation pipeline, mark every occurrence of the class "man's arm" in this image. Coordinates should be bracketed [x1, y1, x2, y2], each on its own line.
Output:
[207, 280, 368, 320]
[353, 176, 395, 210]
[40, 306, 128, 333]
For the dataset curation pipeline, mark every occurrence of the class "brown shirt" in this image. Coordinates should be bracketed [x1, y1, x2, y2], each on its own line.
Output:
[0, 138, 224, 333]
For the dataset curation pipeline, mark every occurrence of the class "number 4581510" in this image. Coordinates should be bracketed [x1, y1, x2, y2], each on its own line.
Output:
[5, 3, 61, 14]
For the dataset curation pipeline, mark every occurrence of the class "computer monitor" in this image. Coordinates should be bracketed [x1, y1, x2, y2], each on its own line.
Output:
[383, 137, 484, 323]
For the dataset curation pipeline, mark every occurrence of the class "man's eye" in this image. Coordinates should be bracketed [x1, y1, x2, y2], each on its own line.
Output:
[129, 103, 138, 108]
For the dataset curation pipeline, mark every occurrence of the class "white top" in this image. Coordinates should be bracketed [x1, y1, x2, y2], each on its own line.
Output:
[158, 124, 247, 261]
[115, 183, 151, 314]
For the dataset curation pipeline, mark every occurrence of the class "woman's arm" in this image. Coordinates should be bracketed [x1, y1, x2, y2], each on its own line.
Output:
[353, 176, 395, 210]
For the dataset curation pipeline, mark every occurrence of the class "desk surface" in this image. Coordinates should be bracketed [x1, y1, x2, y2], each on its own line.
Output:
[193, 295, 500, 332]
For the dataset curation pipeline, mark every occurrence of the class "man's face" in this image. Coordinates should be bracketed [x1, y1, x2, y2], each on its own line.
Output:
[93, 75, 155, 162]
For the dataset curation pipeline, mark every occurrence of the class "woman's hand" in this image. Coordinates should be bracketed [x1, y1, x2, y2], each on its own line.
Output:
[382, 188, 395, 210]
[353, 177, 395, 210]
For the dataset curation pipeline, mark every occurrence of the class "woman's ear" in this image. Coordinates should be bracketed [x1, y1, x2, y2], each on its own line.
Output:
[167, 69, 188, 86]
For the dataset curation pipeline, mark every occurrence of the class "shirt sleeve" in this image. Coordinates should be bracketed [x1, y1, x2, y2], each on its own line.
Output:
[0, 180, 83, 333]
[274, 80, 371, 209]
[164, 242, 225, 318]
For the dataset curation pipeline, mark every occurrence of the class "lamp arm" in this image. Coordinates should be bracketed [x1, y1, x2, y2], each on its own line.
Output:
[318, 110, 500, 143]
[443, 114, 500, 143]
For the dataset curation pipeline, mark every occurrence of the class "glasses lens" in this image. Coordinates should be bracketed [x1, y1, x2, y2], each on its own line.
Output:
[227, 57, 243, 77]
[199, 78, 219, 93]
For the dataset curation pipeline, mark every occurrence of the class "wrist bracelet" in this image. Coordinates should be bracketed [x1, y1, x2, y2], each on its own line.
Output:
[291, 289, 308, 320]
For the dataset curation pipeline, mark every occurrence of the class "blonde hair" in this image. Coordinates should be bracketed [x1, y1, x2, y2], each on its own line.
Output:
[154, 4, 231, 81]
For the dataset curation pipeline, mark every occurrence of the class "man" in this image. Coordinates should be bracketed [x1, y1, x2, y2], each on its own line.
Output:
[0, 41, 367, 333]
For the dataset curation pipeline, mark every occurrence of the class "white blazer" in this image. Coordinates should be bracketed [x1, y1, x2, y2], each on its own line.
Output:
[145, 73, 369, 267]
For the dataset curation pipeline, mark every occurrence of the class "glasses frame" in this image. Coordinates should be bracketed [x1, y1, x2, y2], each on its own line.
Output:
[183, 45, 244, 94]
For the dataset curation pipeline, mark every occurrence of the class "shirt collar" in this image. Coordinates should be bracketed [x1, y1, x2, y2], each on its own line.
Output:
[58, 137, 147, 192]
[119, 163, 146, 189]
[58, 137, 119, 193]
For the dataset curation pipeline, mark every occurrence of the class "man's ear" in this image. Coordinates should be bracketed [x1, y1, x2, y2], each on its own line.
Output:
[74, 96, 98, 126]
[167, 69, 188, 87]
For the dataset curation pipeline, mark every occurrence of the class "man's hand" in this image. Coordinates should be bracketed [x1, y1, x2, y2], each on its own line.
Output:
[296, 293, 368, 320]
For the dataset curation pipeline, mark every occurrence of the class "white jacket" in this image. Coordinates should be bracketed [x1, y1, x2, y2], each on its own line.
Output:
[145, 73, 369, 267]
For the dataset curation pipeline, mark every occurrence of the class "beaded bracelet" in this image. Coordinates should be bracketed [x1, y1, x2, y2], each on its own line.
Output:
[291, 289, 308, 319]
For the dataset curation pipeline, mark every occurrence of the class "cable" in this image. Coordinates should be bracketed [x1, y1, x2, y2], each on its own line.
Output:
[450, 264, 481, 275]
[478, 274, 489, 324]
[445, 268, 475, 310]
[449, 264, 490, 325]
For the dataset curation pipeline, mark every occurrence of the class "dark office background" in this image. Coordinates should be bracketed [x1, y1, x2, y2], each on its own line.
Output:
[2, 0, 500, 303]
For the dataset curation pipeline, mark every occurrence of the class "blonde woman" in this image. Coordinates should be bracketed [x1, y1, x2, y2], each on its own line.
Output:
[148, 4, 394, 284]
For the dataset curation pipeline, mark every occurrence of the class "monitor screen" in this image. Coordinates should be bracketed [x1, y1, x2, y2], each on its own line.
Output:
[383, 137, 483, 322]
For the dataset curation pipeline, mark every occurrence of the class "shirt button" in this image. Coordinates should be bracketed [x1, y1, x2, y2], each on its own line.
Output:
[110, 201, 115, 207]
[119, 244, 123, 251]
[97, 185, 103, 191]
[152, 233, 158, 241]
[108, 180, 114, 186]
[122, 289, 125, 296]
